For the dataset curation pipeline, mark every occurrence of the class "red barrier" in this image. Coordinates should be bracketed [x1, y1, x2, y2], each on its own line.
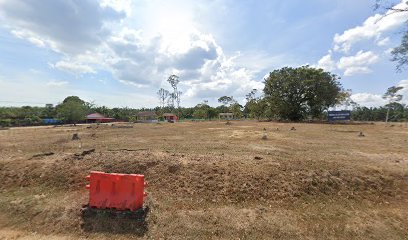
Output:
[86, 171, 147, 211]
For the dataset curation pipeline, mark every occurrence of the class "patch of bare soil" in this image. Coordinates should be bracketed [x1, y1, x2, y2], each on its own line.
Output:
[0, 121, 407, 239]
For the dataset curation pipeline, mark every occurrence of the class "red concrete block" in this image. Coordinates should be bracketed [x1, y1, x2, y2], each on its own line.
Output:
[86, 171, 147, 211]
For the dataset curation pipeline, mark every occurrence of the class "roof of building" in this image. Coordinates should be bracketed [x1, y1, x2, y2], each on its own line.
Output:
[163, 113, 177, 117]
[86, 113, 114, 119]
[137, 111, 157, 117]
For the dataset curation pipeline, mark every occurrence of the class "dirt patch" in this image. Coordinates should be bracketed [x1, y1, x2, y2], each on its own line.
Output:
[0, 121, 407, 239]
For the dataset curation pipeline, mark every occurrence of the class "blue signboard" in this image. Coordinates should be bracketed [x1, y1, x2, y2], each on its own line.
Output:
[328, 111, 351, 121]
[42, 118, 62, 124]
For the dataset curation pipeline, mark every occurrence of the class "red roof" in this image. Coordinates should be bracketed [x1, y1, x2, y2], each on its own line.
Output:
[87, 113, 114, 120]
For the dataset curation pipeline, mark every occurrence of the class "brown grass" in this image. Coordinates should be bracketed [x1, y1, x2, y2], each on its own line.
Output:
[0, 121, 407, 239]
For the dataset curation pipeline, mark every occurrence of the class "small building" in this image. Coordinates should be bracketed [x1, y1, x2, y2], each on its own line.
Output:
[163, 113, 178, 122]
[86, 113, 115, 123]
[136, 111, 158, 123]
[219, 113, 234, 120]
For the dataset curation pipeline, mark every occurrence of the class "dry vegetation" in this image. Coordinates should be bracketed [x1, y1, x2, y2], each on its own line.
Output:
[0, 121, 407, 239]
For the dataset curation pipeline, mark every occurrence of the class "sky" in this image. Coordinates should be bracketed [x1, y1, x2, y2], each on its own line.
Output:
[0, 0, 408, 108]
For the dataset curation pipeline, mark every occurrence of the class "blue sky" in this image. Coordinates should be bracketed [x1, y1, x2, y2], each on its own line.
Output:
[0, 0, 407, 108]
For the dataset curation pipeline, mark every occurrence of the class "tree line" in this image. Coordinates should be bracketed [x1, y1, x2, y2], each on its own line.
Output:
[0, 66, 406, 127]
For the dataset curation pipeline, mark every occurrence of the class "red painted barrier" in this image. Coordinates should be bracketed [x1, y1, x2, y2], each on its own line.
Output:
[86, 171, 147, 211]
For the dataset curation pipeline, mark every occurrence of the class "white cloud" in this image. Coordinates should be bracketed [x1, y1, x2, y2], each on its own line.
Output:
[100, 0, 132, 16]
[397, 79, 408, 89]
[385, 47, 394, 55]
[337, 50, 380, 76]
[397, 79, 408, 103]
[333, 0, 408, 53]
[46, 80, 68, 87]
[52, 61, 96, 75]
[351, 93, 387, 107]
[343, 66, 372, 76]
[11, 29, 46, 48]
[317, 52, 336, 71]
[0, 0, 264, 103]
[0, 0, 125, 54]
[377, 37, 390, 46]
[314, 1, 408, 77]
[351, 79, 408, 107]
[0, 73, 159, 108]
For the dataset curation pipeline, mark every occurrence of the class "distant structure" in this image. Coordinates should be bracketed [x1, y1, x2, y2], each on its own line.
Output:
[86, 113, 115, 123]
[42, 118, 61, 125]
[163, 113, 178, 122]
[219, 113, 234, 120]
[328, 110, 351, 122]
[136, 111, 158, 123]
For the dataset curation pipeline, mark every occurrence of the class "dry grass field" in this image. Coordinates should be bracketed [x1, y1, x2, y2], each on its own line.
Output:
[0, 121, 407, 239]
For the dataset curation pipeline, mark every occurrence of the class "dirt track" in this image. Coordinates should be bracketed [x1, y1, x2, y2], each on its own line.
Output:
[0, 121, 407, 239]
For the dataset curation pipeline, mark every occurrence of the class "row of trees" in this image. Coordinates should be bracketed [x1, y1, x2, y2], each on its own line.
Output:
[1, 97, 407, 127]
[1, 66, 406, 127]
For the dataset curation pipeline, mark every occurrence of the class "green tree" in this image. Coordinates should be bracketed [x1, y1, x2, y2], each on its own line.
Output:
[230, 102, 243, 118]
[264, 66, 343, 121]
[167, 75, 181, 108]
[218, 96, 235, 106]
[244, 89, 269, 120]
[218, 95, 242, 117]
[42, 104, 56, 118]
[383, 85, 404, 122]
[56, 96, 88, 124]
[193, 100, 210, 119]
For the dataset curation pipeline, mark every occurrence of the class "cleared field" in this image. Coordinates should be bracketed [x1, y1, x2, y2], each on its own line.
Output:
[0, 121, 407, 239]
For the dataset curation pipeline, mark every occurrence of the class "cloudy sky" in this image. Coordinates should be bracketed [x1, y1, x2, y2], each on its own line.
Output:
[0, 0, 407, 108]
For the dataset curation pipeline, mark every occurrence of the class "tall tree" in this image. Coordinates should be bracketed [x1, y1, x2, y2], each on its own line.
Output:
[264, 66, 343, 121]
[337, 89, 358, 110]
[218, 96, 235, 106]
[383, 85, 404, 122]
[157, 88, 169, 108]
[176, 91, 183, 109]
[167, 75, 181, 108]
[56, 96, 88, 124]
[244, 89, 268, 120]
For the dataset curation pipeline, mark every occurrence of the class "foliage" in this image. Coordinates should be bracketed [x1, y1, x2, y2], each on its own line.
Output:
[167, 75, 182, 108]
[218, 96, 235, 106]
[156, 75, 182, 112]
[391, 32, 408, 71]
[0, 78, 405, 126]
[352, 104, 407, 122]
[230, 103, 243, 118]
[56, 96, 88, 123]
[383, 86, 404, 103]
[157, 88, 170, 108]
[375, 0, 408, 71]
[193, 100, 211, 119]
[244, 89, 269, 120]
[264, 66, 343, 121]
[383, 85, 404, 122]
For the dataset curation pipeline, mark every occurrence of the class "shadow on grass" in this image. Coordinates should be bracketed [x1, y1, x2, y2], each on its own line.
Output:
[81, 205, 149, 236]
